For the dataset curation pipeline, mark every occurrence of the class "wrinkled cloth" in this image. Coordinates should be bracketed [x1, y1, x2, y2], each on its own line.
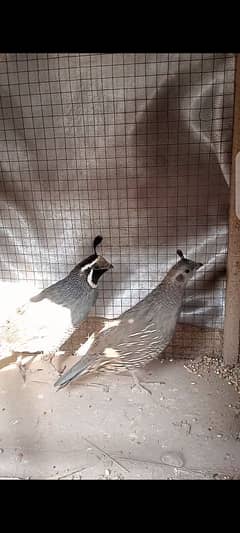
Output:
[0, 54, 235, 328]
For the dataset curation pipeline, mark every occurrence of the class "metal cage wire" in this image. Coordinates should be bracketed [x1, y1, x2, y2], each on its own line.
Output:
[0, 53, 235, 357]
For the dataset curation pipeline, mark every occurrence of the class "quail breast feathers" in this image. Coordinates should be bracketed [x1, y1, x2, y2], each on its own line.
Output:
[55, 250, 203, 389]
[0, 236, 113, 358]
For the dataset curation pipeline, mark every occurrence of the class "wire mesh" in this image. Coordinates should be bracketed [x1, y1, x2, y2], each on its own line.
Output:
[0, 53, 235, 357]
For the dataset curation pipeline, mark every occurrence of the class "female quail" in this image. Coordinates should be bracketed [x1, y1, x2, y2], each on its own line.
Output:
[54, 250, 203, 390]
[0, 236, 113, 371]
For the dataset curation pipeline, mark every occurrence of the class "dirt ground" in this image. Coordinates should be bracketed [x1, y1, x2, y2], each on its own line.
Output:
[0, 350, 240, 480]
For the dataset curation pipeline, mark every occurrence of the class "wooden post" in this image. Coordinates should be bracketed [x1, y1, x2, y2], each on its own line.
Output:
[223, 54, 240, 365]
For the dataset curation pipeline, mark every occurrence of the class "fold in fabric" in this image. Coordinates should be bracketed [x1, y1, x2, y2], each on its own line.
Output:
[0, 54, 235, 328]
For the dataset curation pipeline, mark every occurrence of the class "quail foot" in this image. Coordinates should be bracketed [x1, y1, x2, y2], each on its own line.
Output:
[0, 235, 113, 378]
[55, 250, 203, 392]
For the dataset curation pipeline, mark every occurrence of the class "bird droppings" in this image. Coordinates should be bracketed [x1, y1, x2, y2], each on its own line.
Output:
[173, 420, 192, 435]
[16, 452, 24, 462]
[186, 355, 240, 394]
[129, 433, 138, 441]
[1, 353, 240, 479]
[212, 473, 235, 480]
[100, 469, 124, 481]
[228, 404, 240, 414]
[161, 452, 185, 468]
[37, 394, 44, 399]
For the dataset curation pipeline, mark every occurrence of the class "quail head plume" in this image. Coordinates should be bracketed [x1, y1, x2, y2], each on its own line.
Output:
[0, 236, 113, 365]
[55, 250, 203, 390]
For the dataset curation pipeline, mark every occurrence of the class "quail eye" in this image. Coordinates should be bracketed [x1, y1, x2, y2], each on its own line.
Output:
[185, 269, 190, 273]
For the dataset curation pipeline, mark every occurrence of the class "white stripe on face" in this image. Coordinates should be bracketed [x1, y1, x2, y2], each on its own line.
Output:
[87, 269, 97, 288]
[81, 257, 99, 272]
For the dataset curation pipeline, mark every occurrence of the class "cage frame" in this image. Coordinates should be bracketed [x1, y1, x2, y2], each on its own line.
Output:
[223, 53, 240, 365]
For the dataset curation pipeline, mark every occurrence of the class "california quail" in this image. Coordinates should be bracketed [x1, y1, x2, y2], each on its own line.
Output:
[54, 250, 203, 391]
[0, 236, 113, 374]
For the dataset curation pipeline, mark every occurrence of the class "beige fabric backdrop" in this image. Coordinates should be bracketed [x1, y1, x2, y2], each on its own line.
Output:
[0, 54, 235, 328]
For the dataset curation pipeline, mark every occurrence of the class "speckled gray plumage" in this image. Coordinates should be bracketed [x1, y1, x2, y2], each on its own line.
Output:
[55, 253, 203, 389]
[31, 269, 100, 327]
[0, 237, 112, 358]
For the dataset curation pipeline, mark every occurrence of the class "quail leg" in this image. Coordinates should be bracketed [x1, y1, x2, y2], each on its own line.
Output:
[130, 370, 152, 395]
[16, 355, 27, 383]
[42, 350, 64, 362]
[47, 351, 66, 375]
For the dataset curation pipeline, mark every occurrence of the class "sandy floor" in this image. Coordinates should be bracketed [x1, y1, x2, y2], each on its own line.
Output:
[0, 352, 240, 480]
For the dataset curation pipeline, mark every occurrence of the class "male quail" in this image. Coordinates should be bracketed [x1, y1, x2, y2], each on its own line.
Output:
[0, 236, 113, 374]
[54, 250, 203, 391]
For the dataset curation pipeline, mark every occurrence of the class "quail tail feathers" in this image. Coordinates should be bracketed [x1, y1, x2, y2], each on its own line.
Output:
[54, 352, 98, 390]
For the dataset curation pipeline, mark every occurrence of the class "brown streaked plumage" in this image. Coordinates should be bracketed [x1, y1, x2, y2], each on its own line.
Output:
[55, 250, 203, 390]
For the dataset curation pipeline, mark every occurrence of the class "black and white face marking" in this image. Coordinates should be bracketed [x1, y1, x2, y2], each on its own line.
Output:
[72, 235, 112, 287]
[87, 268, 97, 288]
[86, 264, 112, 288]
[79, 258, 103, 288]
[80, 257, 99, 272]
[81, 258, 113, 289]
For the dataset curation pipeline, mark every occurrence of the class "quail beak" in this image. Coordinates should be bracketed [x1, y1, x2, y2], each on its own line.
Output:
[104, 263, 113, 271]
[195, 262, 203, 270]
[95, 256, 113, 270]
